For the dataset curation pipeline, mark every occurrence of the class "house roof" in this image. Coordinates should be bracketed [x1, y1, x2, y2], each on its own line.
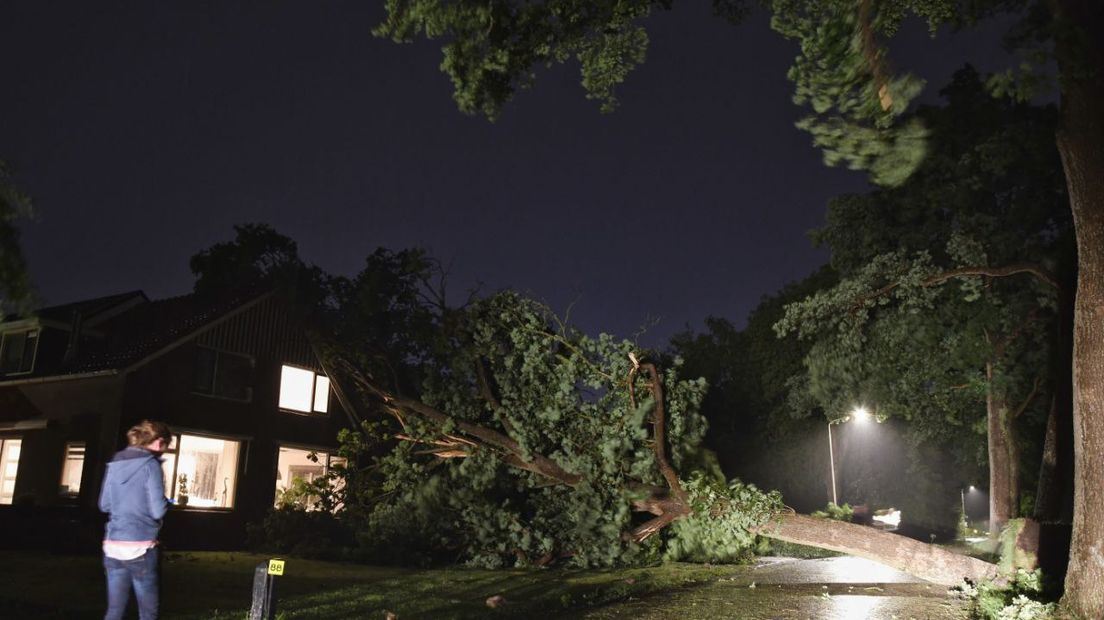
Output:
[0, 289, 270, 382]
[33, 290, 148, 325]
[70, 291, 269, 373]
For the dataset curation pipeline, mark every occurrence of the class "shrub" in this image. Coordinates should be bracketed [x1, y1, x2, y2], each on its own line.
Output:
[811, 502, 853, 522]
[958, 569, 1058, 620]
[246, 508, 353, 560]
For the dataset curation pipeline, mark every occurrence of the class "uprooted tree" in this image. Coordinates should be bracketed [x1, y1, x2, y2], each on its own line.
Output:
[317, 289, 995, 585]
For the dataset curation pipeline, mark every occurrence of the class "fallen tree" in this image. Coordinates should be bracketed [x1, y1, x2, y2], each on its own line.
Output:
[316, 291, 1000, 584]
[757, 514, 997, 586]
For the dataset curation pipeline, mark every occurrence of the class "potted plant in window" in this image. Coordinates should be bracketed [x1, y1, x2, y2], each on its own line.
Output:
[177, 473, 189, 507]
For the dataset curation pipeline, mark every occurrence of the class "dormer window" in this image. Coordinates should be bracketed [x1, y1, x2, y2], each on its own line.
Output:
[278, 365, 330, 414]
[0, 330, 38, 375]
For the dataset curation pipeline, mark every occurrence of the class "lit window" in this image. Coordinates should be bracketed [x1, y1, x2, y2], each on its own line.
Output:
[275, 446, 345, 511]
[278, 365, 329, 413]
[59, 442, 86, 496]
[160, 434, 240, 509]
[193, 347, 253, 401]
[0, 438, 22, 505]
[0, 330, 38, 375]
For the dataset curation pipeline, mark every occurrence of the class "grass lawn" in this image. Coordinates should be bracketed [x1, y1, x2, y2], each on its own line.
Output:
[0, 550, 741, 619]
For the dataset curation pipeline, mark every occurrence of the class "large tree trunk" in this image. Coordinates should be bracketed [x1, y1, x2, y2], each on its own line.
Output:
[987, 366, 1019, 536]
[756, 514, 998, 586]
[1054, 0, 1104, 616]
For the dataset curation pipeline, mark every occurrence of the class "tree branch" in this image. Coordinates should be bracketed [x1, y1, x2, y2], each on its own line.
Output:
[637, 362, 689, 506]
[851, 263, 1061, 313]
[337, 355, 583, 486]
[858, 0, 893, 111]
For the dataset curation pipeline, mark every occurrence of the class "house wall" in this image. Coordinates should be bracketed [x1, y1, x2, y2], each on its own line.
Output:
[0, 295, 351, 551]
[114, 295, 348, 549]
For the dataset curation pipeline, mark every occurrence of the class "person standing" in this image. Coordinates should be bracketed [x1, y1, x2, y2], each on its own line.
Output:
[99, 420, 172, 620]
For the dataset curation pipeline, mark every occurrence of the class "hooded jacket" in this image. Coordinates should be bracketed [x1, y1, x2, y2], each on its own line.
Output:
[98, 447, 170, 541]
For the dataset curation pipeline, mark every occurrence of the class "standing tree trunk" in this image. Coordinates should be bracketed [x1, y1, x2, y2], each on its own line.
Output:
[1054, 0, 1104, 616]
[987, 364, 1019, 536]
[1034, 395, 1073, 523]
[1035, 283, 1075, 524]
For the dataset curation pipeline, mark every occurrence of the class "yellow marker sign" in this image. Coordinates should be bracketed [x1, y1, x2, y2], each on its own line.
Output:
[267, 559, 285, 576]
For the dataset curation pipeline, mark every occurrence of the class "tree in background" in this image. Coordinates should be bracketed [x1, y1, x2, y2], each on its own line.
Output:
[670, 267, 837, 513]
[776, 68, 1072, 536]
[0, 161, 33, 314]
[375, 2, 1103, 612]
[189, 222, 333, 305]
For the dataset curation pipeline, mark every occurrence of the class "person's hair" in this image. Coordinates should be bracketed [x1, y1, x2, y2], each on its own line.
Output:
[126, 420, 172, 448]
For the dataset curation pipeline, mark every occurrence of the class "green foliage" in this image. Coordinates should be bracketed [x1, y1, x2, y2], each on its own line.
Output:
[665, 472, 783, 563]
[376, 1, 1073, 196]
[811, 502, 852, 522]
[323, 288, 786, 568]
[959, 569, 1058, 620]
[373, 0, 680, 118]
[0, 161, 33, 315]
[769, 0, 932, 186]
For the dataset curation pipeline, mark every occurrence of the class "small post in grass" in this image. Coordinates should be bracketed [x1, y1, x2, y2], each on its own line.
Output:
[249, 558, 285, 620]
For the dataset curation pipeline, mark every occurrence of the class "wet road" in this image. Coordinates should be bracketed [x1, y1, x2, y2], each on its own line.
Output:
[580, 557, 970, 620]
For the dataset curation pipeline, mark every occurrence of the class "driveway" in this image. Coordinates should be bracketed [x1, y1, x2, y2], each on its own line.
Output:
[579, 556, 970, 620]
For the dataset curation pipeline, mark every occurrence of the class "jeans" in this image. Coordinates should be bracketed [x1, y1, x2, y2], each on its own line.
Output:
[104, 547, 159, 620]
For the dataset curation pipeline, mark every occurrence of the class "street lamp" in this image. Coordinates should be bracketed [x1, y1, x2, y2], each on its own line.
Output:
[827, 406, 871, 506]
[960, 485, 976, 530]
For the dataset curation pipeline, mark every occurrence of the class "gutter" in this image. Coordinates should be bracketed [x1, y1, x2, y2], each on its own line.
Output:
[0, 369, 120, 387]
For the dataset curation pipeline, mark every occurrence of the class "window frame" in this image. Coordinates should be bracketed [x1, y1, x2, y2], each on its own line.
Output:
[274, 443, 346, 511]
[191, 345, 255, 403]
[58, 441, 86, 497]
[160, 431, 244, 511]
[0, 329, 39, 376]
[0, 436, 23, 505]
[278, 364, 331, 415]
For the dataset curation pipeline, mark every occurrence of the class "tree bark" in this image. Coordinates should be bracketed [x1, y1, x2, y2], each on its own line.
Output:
[1034, 395, 1073, 523]
[986, 364, 1019, 536]
[1053, 1, 1104, 616]
[755, 514, 998, 586]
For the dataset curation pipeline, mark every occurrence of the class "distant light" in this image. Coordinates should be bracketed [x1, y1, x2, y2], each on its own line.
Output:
[968, 485, 976, 492]
[873, 509, 901, 528]
[852, 406, 870, 423]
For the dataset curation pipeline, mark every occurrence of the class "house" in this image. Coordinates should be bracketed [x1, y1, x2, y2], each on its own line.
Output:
[0, 288, 356, 550]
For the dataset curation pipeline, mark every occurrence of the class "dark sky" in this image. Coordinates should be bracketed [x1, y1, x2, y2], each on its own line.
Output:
[1, 2, 1012, 348]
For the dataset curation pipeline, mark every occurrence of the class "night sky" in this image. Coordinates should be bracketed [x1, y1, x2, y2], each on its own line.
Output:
[2, 3, 1011, 348]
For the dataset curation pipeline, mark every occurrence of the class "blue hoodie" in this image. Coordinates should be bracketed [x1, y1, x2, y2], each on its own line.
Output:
[98, 447, 171, 541]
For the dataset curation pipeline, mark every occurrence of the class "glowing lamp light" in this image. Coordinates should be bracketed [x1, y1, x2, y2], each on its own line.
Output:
[851, 406, 871, 423]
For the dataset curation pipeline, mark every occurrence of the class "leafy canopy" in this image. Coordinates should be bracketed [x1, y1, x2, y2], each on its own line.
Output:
[375, 0, 1052, 187]
[324, 289, 782, 568]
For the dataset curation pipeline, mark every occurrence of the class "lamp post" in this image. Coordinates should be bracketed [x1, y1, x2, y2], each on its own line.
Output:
[828, 420, 838, 506]
[827, 406, 870, 506]
[960, 485, 975, 530]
